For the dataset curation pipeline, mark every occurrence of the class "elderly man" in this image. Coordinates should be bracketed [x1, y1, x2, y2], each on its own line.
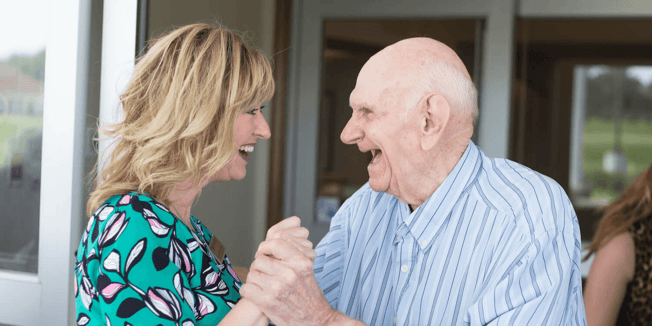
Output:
[241, 37, 587, 325]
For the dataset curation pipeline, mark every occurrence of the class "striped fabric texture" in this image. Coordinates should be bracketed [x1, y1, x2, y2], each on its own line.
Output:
[313, 141, 587, 325]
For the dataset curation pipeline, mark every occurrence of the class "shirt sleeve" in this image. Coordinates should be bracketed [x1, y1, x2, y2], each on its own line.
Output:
[464, 202, 586, 325]
[79, 199, 198, 326]
[313, 195, 358, 310]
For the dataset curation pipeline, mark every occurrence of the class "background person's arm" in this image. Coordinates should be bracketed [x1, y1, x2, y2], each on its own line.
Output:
[583, 233, 635, 326]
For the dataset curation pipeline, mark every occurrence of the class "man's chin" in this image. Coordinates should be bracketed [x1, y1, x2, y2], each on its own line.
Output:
[368, 178, 389, 193]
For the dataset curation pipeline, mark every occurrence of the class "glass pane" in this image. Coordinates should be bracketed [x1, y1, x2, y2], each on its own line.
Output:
[510, 18, 652, 242]
[570, 65, 652, 207]
[315, 19, 483, 222]
[0, 1, 47, 274]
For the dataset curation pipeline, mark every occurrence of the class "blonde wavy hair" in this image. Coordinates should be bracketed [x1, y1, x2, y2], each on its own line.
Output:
[87, 23, 274, 216]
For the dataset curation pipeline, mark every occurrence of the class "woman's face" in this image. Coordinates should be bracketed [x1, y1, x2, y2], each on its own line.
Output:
[209, 104, 271, 182]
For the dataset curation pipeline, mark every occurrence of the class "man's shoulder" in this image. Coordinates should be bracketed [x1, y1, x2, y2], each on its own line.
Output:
[474, 156, 575, 233]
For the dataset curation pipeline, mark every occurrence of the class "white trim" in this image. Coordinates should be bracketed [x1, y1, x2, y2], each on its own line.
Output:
[477, 0, 516, 158]
[520, 0, 652, 17]
[0, 270, 39, 283]
[0, 279, 41, 325]
[36, 0, 91, 324]
[98, 0, 139, 182]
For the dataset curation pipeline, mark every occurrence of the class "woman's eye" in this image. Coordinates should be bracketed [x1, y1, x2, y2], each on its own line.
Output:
[248, 105, 265, 115]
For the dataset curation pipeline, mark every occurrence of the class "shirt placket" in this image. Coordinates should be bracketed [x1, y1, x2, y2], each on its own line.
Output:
[393, 222, 415, 326]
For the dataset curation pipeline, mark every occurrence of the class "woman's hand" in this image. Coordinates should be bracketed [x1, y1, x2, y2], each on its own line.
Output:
[264, 216, 316, 261]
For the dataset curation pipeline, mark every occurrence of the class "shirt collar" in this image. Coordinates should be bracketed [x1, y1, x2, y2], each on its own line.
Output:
[398, 140, 483, 251]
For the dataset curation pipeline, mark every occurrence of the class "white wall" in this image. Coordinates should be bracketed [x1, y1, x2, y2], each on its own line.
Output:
[147, 0, 275, 268]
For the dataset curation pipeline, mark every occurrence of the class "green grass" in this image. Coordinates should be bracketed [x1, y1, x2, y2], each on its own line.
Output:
[0, 115, 43, 166]
[582, 118, 652, 202]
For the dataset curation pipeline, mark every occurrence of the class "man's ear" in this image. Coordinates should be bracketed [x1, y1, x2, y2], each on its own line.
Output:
[420, 93, 450, 151]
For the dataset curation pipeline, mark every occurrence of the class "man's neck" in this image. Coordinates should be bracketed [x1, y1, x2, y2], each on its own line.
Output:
[402, 138, 470, 211]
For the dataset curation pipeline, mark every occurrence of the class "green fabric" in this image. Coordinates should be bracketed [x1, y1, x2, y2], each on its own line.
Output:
[74, 193, 242, 326]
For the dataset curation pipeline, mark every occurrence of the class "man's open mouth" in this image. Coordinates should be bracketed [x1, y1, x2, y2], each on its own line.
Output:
[370, 149, 382, 165]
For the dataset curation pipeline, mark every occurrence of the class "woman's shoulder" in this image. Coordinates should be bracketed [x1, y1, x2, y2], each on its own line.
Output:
[83, 193, 193, 253]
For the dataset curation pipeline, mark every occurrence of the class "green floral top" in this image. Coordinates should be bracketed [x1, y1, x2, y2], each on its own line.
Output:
[74, 193, 242, 326]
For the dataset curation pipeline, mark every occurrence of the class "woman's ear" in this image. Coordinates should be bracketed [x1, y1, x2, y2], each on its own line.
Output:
[420, 93, 450, 151]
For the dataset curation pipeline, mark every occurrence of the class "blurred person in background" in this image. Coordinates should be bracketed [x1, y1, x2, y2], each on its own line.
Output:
[584, 163, 652, 326]
[74, 23, 313, 326]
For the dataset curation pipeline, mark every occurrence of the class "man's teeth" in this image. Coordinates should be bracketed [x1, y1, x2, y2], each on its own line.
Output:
[239, 145, 254, 153]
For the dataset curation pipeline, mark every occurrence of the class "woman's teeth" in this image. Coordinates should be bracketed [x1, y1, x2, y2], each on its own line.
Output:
[239, 145, 254, 153]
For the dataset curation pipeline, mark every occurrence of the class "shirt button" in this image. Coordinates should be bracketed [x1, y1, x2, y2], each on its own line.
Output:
[421, 240, 428, 246]
[394, 316, 397, 323]
[401, 265, 408, 272]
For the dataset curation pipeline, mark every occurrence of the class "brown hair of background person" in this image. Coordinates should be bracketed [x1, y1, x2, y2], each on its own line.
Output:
[585, 164, 652, 258]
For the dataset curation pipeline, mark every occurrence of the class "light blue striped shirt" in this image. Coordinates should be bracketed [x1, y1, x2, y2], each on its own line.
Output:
[313, 141, 587, 325]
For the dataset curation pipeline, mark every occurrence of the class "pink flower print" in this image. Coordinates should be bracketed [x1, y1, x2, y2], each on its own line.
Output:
[143, 287, 182, 322]
[227, 264, 241, 284]
[195, 293, 216, 319]
[100, 282, 126, 301]
[99, 212, 129, 248]
[145, 214, 170, 237]
[118, 195, 132, 205]
[169, 237, 193, 274]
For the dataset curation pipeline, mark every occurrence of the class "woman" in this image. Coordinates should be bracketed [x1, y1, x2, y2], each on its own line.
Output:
[584, 163, 652, 326]
[74, 23, 312, 325]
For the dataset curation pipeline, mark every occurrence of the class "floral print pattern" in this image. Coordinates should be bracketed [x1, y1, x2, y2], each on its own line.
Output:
[74, 193, 242, 325]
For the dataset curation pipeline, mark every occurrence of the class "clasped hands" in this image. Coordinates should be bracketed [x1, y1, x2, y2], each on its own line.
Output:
[241, 216, 336, 326]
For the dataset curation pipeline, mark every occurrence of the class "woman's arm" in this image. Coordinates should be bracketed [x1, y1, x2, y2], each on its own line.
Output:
[584, 232, 635, 326]
[218, 298, 268, 326]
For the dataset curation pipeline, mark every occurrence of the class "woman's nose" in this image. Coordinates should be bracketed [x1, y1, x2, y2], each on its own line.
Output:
[256, 114, 271, 139]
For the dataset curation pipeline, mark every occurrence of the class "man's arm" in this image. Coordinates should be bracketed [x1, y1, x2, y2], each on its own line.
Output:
[465, 228, 586, 325]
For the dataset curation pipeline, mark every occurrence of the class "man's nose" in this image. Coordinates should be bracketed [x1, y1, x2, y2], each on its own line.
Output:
[340, 117, 362, 145]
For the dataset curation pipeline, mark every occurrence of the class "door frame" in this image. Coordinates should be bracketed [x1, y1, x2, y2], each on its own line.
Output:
[282, 0, 515, 244]
[0, 1, 91, 325]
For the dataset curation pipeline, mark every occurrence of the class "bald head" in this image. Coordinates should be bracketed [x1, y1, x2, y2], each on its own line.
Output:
[384, 38, 471, 79]
[352, 37, 477, 122]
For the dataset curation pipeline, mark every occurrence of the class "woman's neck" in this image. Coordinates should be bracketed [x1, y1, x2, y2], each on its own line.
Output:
[167, 178, 205, 228]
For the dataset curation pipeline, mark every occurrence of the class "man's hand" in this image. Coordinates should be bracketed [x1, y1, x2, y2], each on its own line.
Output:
[240, 238, 336, 326]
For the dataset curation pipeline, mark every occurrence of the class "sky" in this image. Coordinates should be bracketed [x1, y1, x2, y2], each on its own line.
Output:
[0, 0, 49, 61]
[586, 65, 652, 88]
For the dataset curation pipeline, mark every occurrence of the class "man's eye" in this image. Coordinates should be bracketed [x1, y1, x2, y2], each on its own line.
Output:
[362, 108, 372, 114]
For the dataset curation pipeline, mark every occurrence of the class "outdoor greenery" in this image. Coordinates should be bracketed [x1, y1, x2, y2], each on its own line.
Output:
[0, 115, 43, 166]
[3, 50, 46, 81]
[0, 50, 45, 166]
[583, 118, 652, 202]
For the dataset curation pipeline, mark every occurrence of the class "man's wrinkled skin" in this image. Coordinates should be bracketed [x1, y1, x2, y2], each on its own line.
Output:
[241, 38, 475, 326]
